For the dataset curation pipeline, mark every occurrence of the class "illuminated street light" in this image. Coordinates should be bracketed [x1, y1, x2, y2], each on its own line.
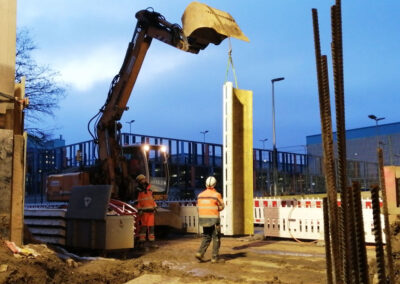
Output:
[271, 77, 285, 196]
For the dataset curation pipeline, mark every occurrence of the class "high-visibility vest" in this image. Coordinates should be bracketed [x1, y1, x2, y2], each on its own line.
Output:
[197, 187, 224, 219]
[137, 185, 156, 211]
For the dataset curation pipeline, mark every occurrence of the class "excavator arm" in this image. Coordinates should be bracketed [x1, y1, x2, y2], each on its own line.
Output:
[93, 3, 248, 200]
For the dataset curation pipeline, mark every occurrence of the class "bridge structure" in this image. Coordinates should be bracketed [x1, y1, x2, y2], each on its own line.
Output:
[26, 133, 380, 202]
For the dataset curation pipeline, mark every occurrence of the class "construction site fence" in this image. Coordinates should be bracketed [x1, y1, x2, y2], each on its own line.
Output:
[172, 197, 385, 244]
[26, 133, 379, 201]
[24, 197, 384, 245]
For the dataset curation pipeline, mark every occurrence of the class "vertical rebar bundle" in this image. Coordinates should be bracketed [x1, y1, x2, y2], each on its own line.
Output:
[371, 185, 386, 283]
[351, 182, 369, 283]
[330, 1, 352, 282]
[323, 197, 333, 284]
[377, 148, 395, 283]
[312, 8, 342, 283]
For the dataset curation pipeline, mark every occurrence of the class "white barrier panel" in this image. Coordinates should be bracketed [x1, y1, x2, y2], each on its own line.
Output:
[261, 199, 385, 243]
[264, 206, 324, 240]
[177, 197, 385, 243]
[180, 206, 200, 234]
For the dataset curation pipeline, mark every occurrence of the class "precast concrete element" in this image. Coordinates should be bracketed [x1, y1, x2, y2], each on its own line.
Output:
[0, 0, 26, 246]
[221, 82, 253, 236]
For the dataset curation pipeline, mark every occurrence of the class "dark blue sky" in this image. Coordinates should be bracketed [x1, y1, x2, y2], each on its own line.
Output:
[17, 1, 400, 152]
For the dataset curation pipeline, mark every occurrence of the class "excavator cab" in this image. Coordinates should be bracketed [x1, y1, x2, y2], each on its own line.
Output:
[122, 144, 169, 199]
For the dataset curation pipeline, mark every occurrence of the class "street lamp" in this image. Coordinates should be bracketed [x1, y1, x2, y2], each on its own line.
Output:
[200, 130, 209, 143]
[271, 77, 284, 196]
[368, 114, 385, 146]
[126, 120, 135, 135]
[259, 138, 268, 150]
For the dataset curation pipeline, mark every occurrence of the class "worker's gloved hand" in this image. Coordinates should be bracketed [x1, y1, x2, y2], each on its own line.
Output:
[154, 207, 158, 213]
[138, 209, 143, 216]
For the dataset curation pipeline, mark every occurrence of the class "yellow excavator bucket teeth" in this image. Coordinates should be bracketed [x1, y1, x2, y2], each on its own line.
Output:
[182, 1, 249, 50]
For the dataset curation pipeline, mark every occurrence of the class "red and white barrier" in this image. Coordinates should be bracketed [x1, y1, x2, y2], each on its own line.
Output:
[157, 197, 385, 243]
[253, 197, 384, 243]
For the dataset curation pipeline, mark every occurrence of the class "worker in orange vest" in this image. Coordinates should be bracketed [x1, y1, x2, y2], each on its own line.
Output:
[136, 174, 158, 248]
[195, 176, 225, 263]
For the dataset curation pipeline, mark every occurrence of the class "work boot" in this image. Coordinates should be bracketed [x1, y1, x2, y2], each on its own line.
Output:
[211, 257, 225, 264]
[195, 252, 204, 262]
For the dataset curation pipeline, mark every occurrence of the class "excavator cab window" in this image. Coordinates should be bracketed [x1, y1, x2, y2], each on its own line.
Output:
[122, 144, 169, 195]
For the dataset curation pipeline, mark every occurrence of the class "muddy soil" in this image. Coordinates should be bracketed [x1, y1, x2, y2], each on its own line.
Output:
[0, 231, 399, 284]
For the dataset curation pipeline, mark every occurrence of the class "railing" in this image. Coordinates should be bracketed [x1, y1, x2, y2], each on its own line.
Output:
[26, 133, 379, 200]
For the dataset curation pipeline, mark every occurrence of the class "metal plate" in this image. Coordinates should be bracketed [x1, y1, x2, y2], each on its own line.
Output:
[66, 185, 111, 220]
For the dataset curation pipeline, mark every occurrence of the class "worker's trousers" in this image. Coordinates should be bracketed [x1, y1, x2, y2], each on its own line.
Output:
[197, 224, 221, 259]
[139, 212, 155, 242]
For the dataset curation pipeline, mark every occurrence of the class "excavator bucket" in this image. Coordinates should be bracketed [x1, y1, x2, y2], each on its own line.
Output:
[182, 1, 249, 50]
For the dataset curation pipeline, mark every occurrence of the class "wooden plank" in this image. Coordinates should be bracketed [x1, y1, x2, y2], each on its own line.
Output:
[0, 130, 13, 239]
[13, 78, 25, 135]
[10, 134, 25, 245]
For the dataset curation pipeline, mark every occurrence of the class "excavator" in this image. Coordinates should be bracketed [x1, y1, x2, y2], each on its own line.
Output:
[41, 2, 248, 248]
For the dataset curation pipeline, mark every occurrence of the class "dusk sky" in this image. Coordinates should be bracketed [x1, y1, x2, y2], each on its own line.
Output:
[17, 1, 400, 152]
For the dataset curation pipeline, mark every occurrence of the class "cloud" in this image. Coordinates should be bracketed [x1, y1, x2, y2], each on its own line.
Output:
[52, 45, 121, 91]
[52, 43, 198, 92]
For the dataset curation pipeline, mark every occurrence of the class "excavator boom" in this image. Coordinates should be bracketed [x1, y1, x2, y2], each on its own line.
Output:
[93, 2, 248, 199]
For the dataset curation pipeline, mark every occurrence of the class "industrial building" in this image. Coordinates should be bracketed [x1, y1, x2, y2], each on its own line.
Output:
[306, 121, 400, 165]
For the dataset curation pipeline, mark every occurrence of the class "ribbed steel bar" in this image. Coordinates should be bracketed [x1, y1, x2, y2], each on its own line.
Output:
[312, 9, 342, 283]
[377, 148, 395, 283]
[331, 3, 350, 282]
[371, 185, 386, 284]
[323, 197, 333, 284]
[351, 182, 369, 284]
[347, 186, 358, 283]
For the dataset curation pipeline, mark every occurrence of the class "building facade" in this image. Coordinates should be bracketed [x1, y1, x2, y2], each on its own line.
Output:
[306, 122, 400, 165]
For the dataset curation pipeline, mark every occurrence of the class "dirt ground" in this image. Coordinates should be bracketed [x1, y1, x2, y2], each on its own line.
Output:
[1, 227, 400, 284]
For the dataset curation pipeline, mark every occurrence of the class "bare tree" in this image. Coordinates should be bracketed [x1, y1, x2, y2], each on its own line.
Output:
[15, 28, 66, 137]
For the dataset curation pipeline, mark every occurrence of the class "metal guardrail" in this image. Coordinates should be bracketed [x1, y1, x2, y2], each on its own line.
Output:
[26, 133, 379, 200]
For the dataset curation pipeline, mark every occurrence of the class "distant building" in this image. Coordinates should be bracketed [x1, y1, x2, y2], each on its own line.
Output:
[306, 122, 400, 165]
[26, 135, 66, 201]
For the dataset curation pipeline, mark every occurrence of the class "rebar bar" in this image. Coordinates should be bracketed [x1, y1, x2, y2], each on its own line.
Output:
[377, 147, 395, 283]
[323, 197, 333, 284]
[312, 8, 341, 282]
[371, 185, 386, 284]
[331, 2, 350, 282]
[347, 185, 358, 283]
[351, 182, 369, 283]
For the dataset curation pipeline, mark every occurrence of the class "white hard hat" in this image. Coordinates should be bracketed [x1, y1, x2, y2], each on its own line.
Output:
[136, 174, 146, 183]
[205, 176, 217, 188]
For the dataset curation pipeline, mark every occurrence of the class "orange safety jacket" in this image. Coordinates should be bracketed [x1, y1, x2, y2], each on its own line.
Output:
[197, 187, 224, 221]
[137, 184, 157, 212]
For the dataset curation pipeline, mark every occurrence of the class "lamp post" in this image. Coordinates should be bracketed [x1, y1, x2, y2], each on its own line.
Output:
[126, 119, 135, 135]
[200, 130, 209, 143]
[271, 77, 284, 196]
[368, 114, 385, 146]
[259, 138, 268, 150]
